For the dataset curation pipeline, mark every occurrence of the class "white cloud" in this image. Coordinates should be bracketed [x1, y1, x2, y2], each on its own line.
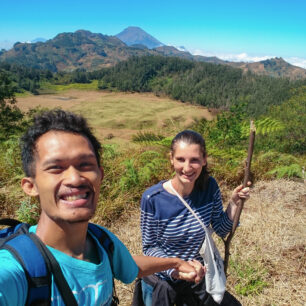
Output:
[284, 57, 306, 69]
[189, 48, 306, 69]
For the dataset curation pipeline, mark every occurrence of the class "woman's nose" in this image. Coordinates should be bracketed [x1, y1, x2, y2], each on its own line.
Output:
[183, 161, 192, 172]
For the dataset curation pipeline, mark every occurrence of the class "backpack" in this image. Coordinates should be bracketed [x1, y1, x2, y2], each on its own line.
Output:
[0, 218, 119, 306]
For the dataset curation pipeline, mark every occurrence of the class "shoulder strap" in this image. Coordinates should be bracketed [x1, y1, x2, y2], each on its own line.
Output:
[88, 223, 119, 305]
[167, 180, 209, 234]
[88, 223, 114, 270]
[29, 233, 78, 306]
[0, 218, 22, 227]
[1, 225, 51, 305]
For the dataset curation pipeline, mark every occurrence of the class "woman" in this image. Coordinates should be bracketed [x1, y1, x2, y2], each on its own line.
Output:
[140, 130, 250, 305]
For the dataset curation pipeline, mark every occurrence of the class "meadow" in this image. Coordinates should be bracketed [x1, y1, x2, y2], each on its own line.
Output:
[1, 88, 305, 305]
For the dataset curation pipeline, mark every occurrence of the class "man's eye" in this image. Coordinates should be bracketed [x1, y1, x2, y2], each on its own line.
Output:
[47, 165, 63, 172]
[80, 163, 94, 169]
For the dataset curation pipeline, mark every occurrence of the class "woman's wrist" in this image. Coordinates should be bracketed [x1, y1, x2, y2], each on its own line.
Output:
[227, 199, 238, 221]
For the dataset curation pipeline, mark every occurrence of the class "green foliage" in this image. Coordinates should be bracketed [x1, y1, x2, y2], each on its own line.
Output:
[16, 199, 39, 225]
[119, 159, 139, 190]
[132, 131, 165, 143]
[0, 62, 52, 94]
[268, 164, 303, 179]
[231, 259, 268, 296]
[119, 151, 168, 191]
[94, 55, 299, 117]
[137, 151, 168, 184]
[0, 70, 24, 140]
[264, 85, 306, 154]
[242, 117, 285, 137]
[0, 137, 23, 186]
[252, 151, 304, 180]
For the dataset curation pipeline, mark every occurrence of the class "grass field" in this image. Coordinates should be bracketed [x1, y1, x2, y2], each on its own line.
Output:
[16, 89, 214, 145]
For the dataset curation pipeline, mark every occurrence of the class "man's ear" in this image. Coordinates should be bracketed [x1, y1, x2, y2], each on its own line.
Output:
[21, 177, 39, 197]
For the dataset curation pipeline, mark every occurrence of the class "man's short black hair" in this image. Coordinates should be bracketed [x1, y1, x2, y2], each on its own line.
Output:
[20, 109, 102, 177]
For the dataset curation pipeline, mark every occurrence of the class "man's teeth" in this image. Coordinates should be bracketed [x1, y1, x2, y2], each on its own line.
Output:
[63, 194, 87, 201]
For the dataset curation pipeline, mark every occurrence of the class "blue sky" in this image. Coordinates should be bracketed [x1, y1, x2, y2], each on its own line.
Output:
[1, 0, 305, 68]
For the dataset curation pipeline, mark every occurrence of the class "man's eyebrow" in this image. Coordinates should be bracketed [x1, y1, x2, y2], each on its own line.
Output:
[41, 154, 97, 166]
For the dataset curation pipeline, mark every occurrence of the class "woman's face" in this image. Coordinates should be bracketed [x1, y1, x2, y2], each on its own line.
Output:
[170, 141, 206, 187]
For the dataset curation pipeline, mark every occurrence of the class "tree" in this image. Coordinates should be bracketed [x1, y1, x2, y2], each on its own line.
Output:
[0, 70, 23, 140]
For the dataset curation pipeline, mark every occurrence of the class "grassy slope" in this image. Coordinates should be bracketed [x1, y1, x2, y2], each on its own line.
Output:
[7, 89, 306, 305]
[16, 89, 214, 145]
[111, 180, 306, 306]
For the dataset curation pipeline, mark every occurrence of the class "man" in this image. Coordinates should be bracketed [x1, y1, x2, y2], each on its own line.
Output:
[0, 110, 203, 305]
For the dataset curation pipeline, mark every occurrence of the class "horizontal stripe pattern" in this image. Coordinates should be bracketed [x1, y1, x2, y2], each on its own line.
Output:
[140, 177, 233, 280]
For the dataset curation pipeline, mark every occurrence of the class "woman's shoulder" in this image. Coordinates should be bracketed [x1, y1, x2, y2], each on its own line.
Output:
[208, 176, 218, 186]
[142, 180, 166, 200]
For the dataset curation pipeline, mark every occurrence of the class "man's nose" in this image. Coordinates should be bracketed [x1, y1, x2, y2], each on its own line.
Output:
[63, 166, 84, 185]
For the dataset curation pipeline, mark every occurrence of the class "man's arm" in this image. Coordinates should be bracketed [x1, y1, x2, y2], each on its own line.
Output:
[133, 255, 205, 283]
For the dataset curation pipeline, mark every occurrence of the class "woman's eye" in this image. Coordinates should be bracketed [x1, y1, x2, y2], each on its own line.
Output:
[191, 159, 200, 163]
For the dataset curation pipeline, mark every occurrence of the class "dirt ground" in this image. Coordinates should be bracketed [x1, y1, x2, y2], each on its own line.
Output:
[109, 179, 306, 306]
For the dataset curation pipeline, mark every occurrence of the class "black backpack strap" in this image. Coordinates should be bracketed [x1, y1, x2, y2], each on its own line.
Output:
[29, 233, 78, 306]
[0, 218, 22, 227]
[1, 231, 51, 305]
[88, 223, 119, 305]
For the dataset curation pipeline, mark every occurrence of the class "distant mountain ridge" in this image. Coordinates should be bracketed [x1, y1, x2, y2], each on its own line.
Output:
[0, 27, 305, 79]
[116, 26, 164, 49]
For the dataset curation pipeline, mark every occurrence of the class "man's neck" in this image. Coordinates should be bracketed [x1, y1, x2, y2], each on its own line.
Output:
[36, 214, 96, 262]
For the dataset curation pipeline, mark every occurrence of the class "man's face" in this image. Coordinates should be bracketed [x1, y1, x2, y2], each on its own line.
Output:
[22, 131, 103, 224]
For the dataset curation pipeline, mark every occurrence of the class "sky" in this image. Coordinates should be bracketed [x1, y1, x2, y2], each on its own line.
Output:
[1, 0, 305, 68]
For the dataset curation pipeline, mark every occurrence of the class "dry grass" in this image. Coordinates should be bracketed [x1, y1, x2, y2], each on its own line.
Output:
[108, 179, 306, 305]
[16, 90, 214, 145]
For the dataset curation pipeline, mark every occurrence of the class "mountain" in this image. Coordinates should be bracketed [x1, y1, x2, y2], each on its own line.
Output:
[116, 26, 164, 49]
[229, 57, 306, 79]
[0, 29, 214, 72]
[0, 28, 305, 79]
[0, 30, 153, 72]
[31, 37, 47, 43]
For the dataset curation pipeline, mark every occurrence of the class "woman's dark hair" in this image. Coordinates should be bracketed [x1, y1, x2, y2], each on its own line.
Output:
[171, 130, 209, 190]
[20, 109, 102, 177]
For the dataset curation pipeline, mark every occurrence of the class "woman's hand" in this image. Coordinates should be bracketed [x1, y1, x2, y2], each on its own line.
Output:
[226, 181, 251, 221]
[231, 181, 251, 205]
[171, 259, 205, 283]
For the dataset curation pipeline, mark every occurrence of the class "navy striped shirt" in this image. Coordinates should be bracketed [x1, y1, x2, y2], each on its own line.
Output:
[140, 176, 233, 280]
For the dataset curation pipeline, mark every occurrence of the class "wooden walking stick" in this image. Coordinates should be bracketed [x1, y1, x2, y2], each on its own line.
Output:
[223, 120, 256, 275]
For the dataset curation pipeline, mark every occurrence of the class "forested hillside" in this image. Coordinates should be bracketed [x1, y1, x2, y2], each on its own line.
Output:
[92, 55, 305, 116]
[1, 55, 305, 119]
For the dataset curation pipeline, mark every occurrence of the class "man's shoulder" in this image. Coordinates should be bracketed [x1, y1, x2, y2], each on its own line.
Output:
[0, 249, 28, 302]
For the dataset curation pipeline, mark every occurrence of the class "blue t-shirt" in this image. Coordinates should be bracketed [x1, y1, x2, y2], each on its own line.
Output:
[0, 225, 138, 305]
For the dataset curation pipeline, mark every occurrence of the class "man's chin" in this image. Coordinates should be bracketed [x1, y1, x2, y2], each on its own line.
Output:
[55, 211, 95, 224]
